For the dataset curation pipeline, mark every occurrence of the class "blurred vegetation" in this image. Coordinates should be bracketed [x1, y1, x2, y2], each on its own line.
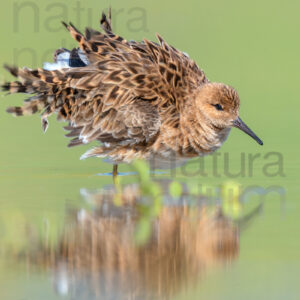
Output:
[132, 160, 163, 244]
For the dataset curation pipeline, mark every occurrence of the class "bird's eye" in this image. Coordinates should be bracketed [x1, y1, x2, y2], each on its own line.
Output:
[212, 104, 223, 111]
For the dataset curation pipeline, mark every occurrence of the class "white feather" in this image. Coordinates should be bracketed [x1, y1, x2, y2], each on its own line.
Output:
[43, 52, 71, 70]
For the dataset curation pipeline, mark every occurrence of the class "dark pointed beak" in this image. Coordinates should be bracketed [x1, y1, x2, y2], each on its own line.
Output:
[233, 117, 263, 145]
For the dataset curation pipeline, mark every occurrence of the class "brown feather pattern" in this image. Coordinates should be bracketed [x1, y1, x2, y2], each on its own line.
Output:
[1, 9, 244, 164]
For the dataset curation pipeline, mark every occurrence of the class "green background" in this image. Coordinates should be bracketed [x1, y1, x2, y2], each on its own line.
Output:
[0, 0, 299, 299]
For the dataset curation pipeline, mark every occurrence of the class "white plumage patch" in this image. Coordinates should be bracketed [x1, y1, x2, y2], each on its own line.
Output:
[43, 52, 71, 70]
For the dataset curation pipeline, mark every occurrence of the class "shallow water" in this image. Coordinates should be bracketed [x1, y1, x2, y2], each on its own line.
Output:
[1, 0, 300, 299]
[0, 157, 298, 300]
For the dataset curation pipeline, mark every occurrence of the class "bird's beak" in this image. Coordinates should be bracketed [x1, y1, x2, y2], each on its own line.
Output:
[233, 117, 263, 145]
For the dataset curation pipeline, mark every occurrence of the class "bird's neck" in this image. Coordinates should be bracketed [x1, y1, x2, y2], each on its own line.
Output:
[178, 101, 231, 155]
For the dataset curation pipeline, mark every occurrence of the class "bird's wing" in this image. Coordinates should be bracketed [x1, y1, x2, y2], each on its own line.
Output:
[65, 100, 161, 149]
[2, 62, 161, 147]
[2, 10, 206, 149]
[61, 17, 208, 109]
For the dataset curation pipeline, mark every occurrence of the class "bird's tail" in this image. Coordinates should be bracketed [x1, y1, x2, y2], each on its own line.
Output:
[2, 65, 51, 117]
[1, 63, 73, 132]
[5, 97, 48, 117]
[1, 9, 114, 129]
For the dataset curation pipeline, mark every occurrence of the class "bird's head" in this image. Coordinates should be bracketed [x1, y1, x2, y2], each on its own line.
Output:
[195, 83, 263, 145]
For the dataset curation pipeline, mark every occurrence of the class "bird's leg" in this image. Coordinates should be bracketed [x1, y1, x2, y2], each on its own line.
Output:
[113, 164, 118, 184]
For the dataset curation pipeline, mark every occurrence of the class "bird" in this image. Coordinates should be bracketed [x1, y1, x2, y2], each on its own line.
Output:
[1, 8, 263, 180]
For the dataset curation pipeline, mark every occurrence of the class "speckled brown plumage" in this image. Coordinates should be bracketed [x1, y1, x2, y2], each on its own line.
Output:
[1, 9, 263, 169]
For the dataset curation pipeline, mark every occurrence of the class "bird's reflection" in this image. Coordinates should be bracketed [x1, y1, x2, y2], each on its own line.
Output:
[23, 183, 241, 300]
